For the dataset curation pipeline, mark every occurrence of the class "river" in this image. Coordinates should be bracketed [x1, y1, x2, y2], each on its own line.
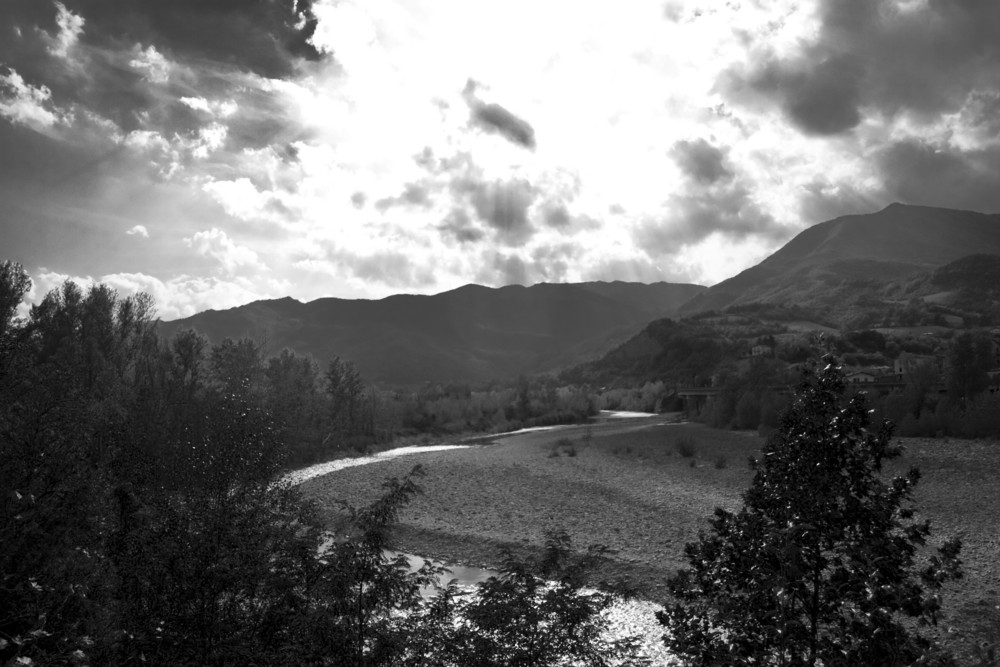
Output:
[288, 412, 680, 666]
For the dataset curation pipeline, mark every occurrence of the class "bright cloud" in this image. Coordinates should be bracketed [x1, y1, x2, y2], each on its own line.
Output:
[0, 68, 64, 129]
[185, 228, 266, 275]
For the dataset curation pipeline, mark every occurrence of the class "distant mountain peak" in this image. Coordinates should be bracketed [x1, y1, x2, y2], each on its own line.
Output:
[679, 204, 1000, 321]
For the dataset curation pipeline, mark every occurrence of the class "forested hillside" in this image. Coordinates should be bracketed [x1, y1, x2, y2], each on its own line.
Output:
[157, 281, 705, 386]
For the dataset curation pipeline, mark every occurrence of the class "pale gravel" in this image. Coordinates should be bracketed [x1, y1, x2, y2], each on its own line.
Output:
[288, 440, 682, 666]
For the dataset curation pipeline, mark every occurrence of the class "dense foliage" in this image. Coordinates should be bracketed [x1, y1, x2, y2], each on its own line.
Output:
[0, 263, 638, 666]
[659, 357, 963, 666]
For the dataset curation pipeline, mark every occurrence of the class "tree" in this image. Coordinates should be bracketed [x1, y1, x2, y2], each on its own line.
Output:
[325, 355, 367, 445]
[208, 336, 266, 400]
[946, 331, 992, 404]
[0, 260, 31, 340]
[660, 357, 962, 666]
[448, 532, 643, 666]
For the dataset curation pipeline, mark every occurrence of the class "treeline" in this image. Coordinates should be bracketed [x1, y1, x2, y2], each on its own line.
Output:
[874, 330, 1000, 438]
[695, 332, 1000, 438]
[0, 264, 639, 665]
[395, 377, 595, 435]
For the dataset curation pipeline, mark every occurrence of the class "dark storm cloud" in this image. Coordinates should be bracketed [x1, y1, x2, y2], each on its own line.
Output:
[720, 0, 1000, 134]
[463, 79, 536, 150]
[747, 54, 863, 136]
[438, 208, 485, 244]
[671, 139, 733, 184]
[876, 139, 1000, 213]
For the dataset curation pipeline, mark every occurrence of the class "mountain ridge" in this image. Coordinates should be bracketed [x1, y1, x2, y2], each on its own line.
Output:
[679, 203, 1000, 319]
[157, 280, 706, 386]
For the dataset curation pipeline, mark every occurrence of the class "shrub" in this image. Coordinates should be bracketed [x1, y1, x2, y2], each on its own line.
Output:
[553, 437, 577, 457]
[407, 532, 644, 666]
[714, 455, 728, 469]
[676, 436, 697, 458]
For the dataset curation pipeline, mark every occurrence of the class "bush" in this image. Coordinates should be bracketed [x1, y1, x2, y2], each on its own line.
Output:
[660, 357, 963, 666]
[407, 532, 644, 666]
[552, 437, 577, 457]
[714, 455, 728, 469]
[676, 436, 697, 458]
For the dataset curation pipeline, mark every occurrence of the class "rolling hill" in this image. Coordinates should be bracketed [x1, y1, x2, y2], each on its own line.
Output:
[156, 281, 705, 386]
[679, 203, 1000, 322]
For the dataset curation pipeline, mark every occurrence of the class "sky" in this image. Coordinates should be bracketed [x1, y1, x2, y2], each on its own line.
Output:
[2, 0, 999, 320]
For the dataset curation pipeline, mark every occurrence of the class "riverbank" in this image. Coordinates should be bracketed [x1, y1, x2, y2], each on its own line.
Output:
[298, 420, 1000, 656]
[300, 419, 752, 596]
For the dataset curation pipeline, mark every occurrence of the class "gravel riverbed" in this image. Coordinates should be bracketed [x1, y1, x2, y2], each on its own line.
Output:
[297, 419, 1000, 662]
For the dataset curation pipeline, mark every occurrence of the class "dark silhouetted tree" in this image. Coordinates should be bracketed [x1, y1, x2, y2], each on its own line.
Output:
[660, 357, 962, 666]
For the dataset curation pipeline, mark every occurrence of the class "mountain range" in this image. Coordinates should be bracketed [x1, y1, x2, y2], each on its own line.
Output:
[157, 281, 704, 386]
[159, 203, 1000, 386]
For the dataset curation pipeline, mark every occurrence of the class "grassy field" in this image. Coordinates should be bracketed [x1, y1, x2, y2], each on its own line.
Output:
[300, 418, 1000, 654]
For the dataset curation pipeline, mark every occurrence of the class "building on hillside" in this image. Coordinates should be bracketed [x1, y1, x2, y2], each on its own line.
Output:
[846, 371, 876, 383]
[751, 343, 774, 357]
[893, 352, 942, 378]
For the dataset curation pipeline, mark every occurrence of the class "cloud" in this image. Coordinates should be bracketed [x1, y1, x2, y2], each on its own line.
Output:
[672, 138, 733, 185]
[0, 67, 65, 130]
[185, 228, 265, 274]
[374, 182, 433, 212]
[295, 241, 437, 290]
[635, 137, 786, 256]
[349, 250, 436, 288]
[876, 139, 1000, 213]
[750, 54, 863, 136]
[125, 224, 148, 237]
[438, 208, 484, 244]
[463, 79, 537, 150]
[582, 257, 670, 284]
[202, 178, 282, 223]
[486, 253, 529, 286]
[543, 203, 571, 228]
[465, 178, 537, 246]
[721, 0, 1000, 135]
[350, 191, 367, 208]
[635, 182, 784, 257]
[47, 2, 84, 59]
[42, 0, 319, 79]
[798, 178, 881, 224]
